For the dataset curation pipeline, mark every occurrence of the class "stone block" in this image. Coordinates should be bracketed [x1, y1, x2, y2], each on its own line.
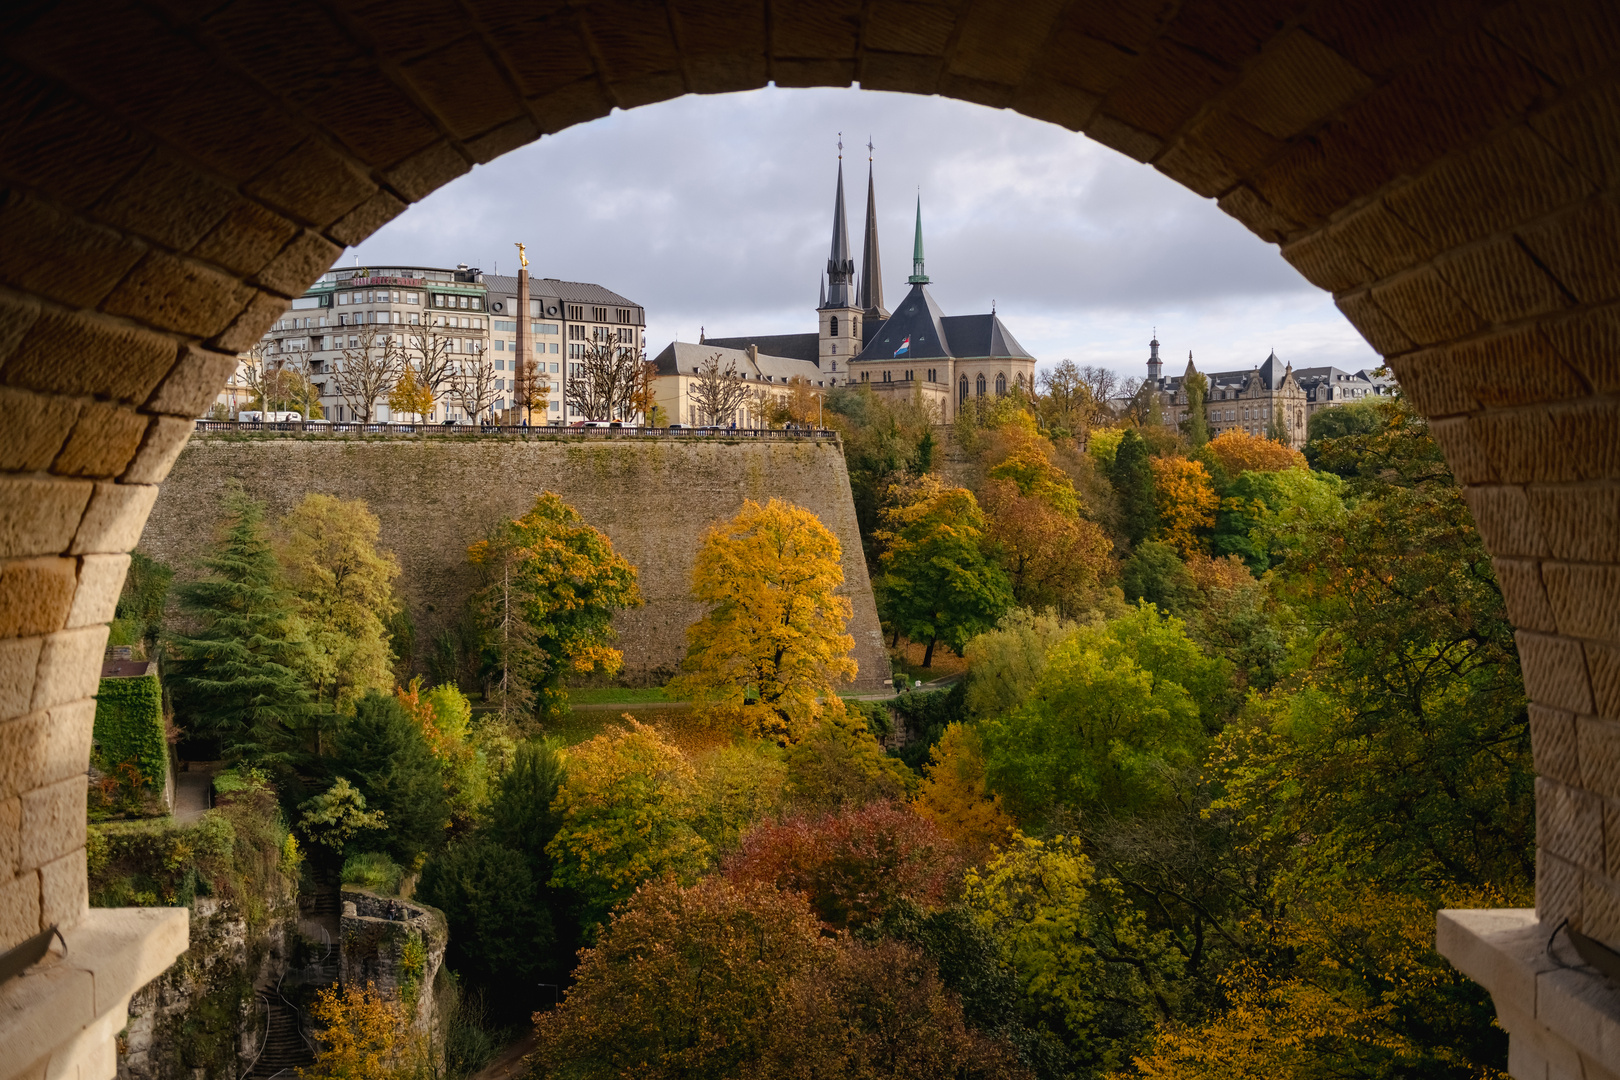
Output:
[66, 554, 129, 629]
[1527, 486, 1620, 563]
[1430, 418, 1497, 484]
[1368, 266, 1485, 349]
[0, 639, 44, 723]
[121, 417, 192, 485]
[1530, 78, 1620, 191]
[1538, 775, 1605, 873]
[466, 115, 541, 166]
[50, 402, 149, 479]
[1544, 302, 1620, 394]
[1216, 184, 1299, 245]
[1533, 704, 1581, 785]
[1281, 224, 1373, 294]
[1518, 631, 1595, 714]
[1518, 195, 1620, 307]
[189, 199, 299, 278]
[91, 150, 238, 252]
[101, 252, 254, 339]
[609, 71, 690, 112]
[143, 345, 238, 418]
[19, 775, 85, 873]
[0, 798, 16, 879]
[43, 701, 94, 792]
[69, 482, 159, 556]
[328, 190, 407, 248]
[4, 309, 178, 404]
[251, 230, 342, 300]
[0, 477, 93, 560]
[1579, 716, 1620, 800]
[0, 559, 76, 639]
[1586, 643, 1620, 721]
[209, 292, 287, 354]
[0, 388, 76, 472]
[1539, 848, 1582, 928]
[1331, 197, 1441, 281]
[0, 293, 42, 368]
[29, 627, 106, 714]
[1433, 235, 1574, 325]
[1548, 400, 1620, 483]
[244, 140, 375, 228]
[1494, 558, 1557, 633]
[399, 43, 524, 140]
[1470, 409, 1573, 485]
[0, 868, 41, 955]
[1083, 112, 1163, 165]
[1335, 290, 1413, 356]
[526, 79, 616, 139]
[1544, 564, 1620, 642]
[37, 849, 84, 932]
[1010, 76, 1103, 135]
[0, 192, 148, 311]
[1463, 485, 1549, 558]
[1221, 28, 1373, 139]
[383, 141, 470, 203]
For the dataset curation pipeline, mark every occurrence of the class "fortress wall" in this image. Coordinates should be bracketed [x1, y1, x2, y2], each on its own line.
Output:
[140, 434, 889, 691]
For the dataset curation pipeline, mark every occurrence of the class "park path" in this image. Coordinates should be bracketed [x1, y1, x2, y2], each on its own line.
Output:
[172, 761, 220, 824]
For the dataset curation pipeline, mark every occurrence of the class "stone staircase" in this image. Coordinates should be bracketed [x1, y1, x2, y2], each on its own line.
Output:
[246, 991, 313, 1078]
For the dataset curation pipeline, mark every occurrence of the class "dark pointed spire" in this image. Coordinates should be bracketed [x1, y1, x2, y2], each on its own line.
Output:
[820, 272, 826, 308]
[824, 158, 855, 309]
[908, 194, 930, 284]
[857, 156, 887, 319]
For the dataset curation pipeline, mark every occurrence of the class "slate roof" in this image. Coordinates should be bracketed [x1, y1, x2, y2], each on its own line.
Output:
[853, 282, 1034, 362]
[651, 341, 832, 385]
[701, 332, 821, 364]
[483, 274, 642, 312]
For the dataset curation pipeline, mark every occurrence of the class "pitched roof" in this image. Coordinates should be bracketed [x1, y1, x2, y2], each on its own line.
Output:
[1256, 349, 1285, 389]
[701, 332, 821, 364]
[853, 283, 1034, 362]
[482, 274, 642, 310]
[651, 340, 832, 384]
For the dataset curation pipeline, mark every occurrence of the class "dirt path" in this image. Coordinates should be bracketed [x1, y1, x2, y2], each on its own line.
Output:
[469, 1029, 538, 1080]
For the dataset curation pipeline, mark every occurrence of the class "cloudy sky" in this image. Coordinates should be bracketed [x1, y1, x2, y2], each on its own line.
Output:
[347, 86, 1380, 380]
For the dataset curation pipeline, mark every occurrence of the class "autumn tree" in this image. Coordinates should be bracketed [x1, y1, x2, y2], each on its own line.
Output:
[727, 800, 961, 930]
[333, 326, 404, 423]
[303, 981, 420, 1080]
[451, 349, 502, 422]
[979, 479, 1113, 615]
[1204, 429, 1305, 475]
[1150, 455, 1218, 556]
[874, 476, 1013, 667]
[689, 351, 751, 426]
[546, 720, 711, 928]
[670, 498, 858, 741]
[386, 368, 434, 423]
[914, 722, 1015, 863]
[961, 608, 1084, 721]
[629, 357, 664, 426]
[530, 875, 826, 1079]
[275, 494, 400, 717]
[1034, 358, 1095, 439]
[468, 493, 642, 721]
[404, 319, 457, 409]
[825, 385, 941, 551]
[782, 709, 915, 812]
[329, 690, 452, 867]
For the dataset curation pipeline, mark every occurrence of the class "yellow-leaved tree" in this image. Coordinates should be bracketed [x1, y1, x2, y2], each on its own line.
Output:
[386, 367, 435, 423]
[1203, 429, 1306, 475]
[1148, 456, 1218, 556]
[275, 494, 400, 719]
[914, 722, 1015, 863]
[301, 981, 421, 1080]
[671, 498, 857, 742]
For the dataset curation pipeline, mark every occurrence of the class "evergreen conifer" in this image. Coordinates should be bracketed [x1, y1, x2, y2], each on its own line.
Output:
[1182, 371, 1210, 448]
[329, 690, 451, 867]
[167, 490, 315, 768]
[1110, 429, 1159, 546]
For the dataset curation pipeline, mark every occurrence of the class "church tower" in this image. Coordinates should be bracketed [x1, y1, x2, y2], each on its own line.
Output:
[819, 151, 862, 369]
[1147, 332, 1162, 384]
[856, 152, 888, 322]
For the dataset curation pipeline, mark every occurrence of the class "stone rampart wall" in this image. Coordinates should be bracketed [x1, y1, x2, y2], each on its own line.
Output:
[140, 434, 889, 690]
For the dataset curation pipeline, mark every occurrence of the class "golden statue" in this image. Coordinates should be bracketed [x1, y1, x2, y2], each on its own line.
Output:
[515, 242, 528, 269]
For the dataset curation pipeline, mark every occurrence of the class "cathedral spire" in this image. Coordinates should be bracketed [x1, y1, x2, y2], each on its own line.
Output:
[857, 151, 887, 318]
[908, 194, 930, 284]
[823, 157, 855, 309]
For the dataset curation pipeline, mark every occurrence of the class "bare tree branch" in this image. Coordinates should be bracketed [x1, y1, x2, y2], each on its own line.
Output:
[565, 335, 642, 421]
[689, 352, 752, 427]
[333, 326, 405, 423]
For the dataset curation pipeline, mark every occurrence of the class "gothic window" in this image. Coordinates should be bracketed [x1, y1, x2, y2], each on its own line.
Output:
[995, 372, 1007, 396]
[959, 375, 969, 404]
[830, 316, 838, 336]
[976, 374, 986, 397]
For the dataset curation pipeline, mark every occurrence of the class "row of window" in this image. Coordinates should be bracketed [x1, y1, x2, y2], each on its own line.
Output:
[494, 340, 562, 354]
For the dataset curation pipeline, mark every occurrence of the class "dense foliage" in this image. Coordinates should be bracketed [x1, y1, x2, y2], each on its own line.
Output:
[92, 672, 167, 795]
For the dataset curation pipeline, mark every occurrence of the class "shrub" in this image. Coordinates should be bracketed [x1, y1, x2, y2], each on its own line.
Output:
[342, 851, 405, 895]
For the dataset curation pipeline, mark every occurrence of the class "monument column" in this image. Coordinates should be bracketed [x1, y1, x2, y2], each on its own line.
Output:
[515, 242, 531, 425]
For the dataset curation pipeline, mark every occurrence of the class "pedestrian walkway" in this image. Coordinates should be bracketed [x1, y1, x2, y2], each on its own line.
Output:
[172, 761, 220, 824]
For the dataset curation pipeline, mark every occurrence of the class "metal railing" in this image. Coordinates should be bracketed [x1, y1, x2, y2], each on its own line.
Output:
[193, 420, 839, 441]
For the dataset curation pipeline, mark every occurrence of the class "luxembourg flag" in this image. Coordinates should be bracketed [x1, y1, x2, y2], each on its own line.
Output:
[894, 336, 911, 357]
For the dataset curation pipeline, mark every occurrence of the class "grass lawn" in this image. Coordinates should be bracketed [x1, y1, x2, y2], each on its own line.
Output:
[565, 686, 672, 705]
[888, 637, 969, 685]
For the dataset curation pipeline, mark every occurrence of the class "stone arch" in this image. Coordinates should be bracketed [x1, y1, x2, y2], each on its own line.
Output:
[2, 1, 1619, 1071]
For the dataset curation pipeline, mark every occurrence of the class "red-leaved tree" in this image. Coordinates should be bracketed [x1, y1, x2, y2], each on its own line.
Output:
[726, 801, 963, 930]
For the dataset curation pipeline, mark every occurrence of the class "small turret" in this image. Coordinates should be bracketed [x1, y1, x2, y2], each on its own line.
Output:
[1147, 332, 1162, 383]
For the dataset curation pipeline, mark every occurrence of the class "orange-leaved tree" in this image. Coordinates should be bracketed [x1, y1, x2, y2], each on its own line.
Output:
[671, 498, 857, 742]
[914, 721, 1015, 864]
[387, 367, 435, 423]
[467, 492, 642, 722]
[301, 981, 420, 1080]
[1149, 456, 1218, 557]
[980, 477, 1113, 616]
[1204, 429, 1305, 475]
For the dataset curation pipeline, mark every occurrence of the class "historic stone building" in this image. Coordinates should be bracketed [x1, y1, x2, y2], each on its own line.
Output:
[656, 153, 1036, 423]
[1147, 335, 1396, 448]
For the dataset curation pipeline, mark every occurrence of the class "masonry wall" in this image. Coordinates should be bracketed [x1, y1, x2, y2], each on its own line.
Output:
[140, 434, 890, 691]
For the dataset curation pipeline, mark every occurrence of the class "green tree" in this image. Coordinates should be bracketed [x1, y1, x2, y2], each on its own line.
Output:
[1121, 540, 1198, 615]
[276, 494, 400, 716]
[546, 720, 710, 929]
[783, 709, 915, 812]
[418, 837, 555, 990]
[1181, 371, 1209, 449]
[468, 492, 642, 722]
[875, 476, 1014, 667]
[1304, 397, 1384, 466]
[1109, 429, 1158, 546]
[825, 385, 940, 557]
[297, 777, 387, 854]
[329, 690, 451, 868]
[167, 490, 314, 768]
[961, 608, 1082, 721]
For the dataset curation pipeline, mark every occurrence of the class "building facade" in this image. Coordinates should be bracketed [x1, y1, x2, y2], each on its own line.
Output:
[655, 155, 1036, 424]
[245, 264, 644, 424]
[1145, 336, 1397, 448]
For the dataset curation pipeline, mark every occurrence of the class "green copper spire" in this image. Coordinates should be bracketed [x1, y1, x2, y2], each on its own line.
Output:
[908, 194, 930, 284]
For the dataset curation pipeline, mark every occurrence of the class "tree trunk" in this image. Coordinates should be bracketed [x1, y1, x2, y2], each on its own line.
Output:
[923, 635, 936, 668]
[891, 626, 901, 648]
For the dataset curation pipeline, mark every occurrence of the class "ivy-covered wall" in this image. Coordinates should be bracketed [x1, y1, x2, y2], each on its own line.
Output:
[94, 673, 166, 788]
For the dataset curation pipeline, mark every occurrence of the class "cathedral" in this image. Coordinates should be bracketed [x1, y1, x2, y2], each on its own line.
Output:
[653, 152, 1037, 425]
